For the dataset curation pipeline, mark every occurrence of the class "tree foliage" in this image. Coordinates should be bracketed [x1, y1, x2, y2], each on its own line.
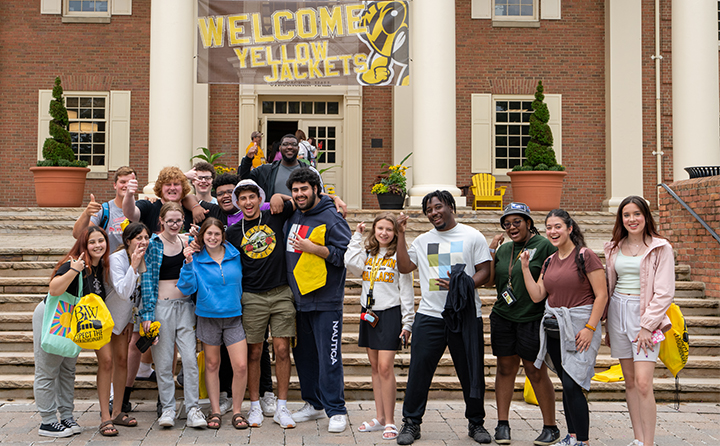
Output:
[513, 81, 564, 172]
[40, 77, 88, 167]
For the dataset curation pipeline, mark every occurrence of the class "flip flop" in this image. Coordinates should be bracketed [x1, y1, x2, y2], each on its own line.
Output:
[99, 420, 118, 436]
[383, 424, 399, 440]
[358, 418, 385, 432]
[207, 413, 221, 430]
[112, 412, 137, 427]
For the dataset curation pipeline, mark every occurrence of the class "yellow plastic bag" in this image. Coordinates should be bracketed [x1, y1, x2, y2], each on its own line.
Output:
[293, 224, 327, 295]
[67, 293, 114, 350]
[198, 350, 208, 400]
[592, 364, 624, 382]
[659, 303, 689, 377]
[523, 377, 538, 405]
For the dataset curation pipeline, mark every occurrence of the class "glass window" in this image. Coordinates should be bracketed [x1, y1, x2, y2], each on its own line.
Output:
[494, 0, 536, 20]
[494, 99, 533, 170]
[66, 0, 109, 15]
[327, 102, 339, 114]
[275, 101, 287, 114]
[65, 94, 108, 167]
[302, 101, 313, 114]
[314, 102, 326, 114]
[288, 101, 300, 114]
[262, 101, 274, 114]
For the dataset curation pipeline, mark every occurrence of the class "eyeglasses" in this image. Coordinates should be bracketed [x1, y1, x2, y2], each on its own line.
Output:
[502, 219, 524, 229]
[216, 190, 233, 197]
[196, 176, 213, 183]
[164, 219, 183, 227]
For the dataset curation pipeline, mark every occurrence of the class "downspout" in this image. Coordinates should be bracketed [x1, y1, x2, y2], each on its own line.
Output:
[651, 0, 664, 205]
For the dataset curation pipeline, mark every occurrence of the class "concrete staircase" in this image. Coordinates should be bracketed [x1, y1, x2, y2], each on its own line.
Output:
[0, 207, 718, 402]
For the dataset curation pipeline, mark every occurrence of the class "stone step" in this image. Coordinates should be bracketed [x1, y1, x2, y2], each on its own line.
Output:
[0, 261, 58, 277]
[0, 373, 716, 402]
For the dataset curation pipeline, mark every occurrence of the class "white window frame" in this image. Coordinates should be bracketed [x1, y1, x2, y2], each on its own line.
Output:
[471, 0, 561, 21]
[64, 0, 111, 18]
[38, 89, 131, 177]
[41, 0, 132, 18]
[471, 93, 562, 181]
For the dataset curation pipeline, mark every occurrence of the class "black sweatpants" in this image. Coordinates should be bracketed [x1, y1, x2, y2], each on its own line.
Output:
[546, 336, 589, 442]
[402, 313, 486, 426]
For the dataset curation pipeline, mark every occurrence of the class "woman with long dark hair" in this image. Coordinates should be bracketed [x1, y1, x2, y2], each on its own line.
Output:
[520, 209, 608, 446]
[486, 203, 559, 445]
[344, 213, 414, 440]
[33, 226, 110, 437]
[605, 196, 674, 446]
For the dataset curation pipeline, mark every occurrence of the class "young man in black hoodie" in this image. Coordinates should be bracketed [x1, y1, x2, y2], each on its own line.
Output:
[284, 168, 352, 433]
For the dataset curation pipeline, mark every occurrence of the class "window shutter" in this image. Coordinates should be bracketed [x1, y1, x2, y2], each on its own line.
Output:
[108, 91, 131, 170]
[471, 94, 493, 173]
[37, 90, 53, 159]
[471, 0, 491, 19]
[111, 0, 132, 15]
[541, 0, 561, 20]
[545, 94, 562, 162]
[40, 0, 62, 14]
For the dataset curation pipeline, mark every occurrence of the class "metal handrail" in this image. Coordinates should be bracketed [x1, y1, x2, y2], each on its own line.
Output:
[659, 183, 720, 245]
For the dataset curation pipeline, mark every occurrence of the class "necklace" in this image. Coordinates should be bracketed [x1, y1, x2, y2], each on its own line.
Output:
[626, 239, 644, 257]
[242, 212, 262, 238]
[160, 233, 178, 245]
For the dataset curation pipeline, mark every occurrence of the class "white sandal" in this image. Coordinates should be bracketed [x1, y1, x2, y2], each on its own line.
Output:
[357, 418, 384, 432]
[383, 424, 399, 440]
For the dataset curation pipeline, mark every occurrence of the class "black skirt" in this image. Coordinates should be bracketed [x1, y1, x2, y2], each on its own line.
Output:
[358, 305, 403, 351]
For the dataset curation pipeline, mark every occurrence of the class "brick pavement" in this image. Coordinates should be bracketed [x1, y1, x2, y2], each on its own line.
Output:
[0, 400, 717, 445]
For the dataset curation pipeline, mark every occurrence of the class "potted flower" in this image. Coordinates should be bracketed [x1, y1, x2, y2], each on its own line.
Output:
[30, 77, 90, 207]
[507, 81, 566, 211]
[371, 152, 411, 209]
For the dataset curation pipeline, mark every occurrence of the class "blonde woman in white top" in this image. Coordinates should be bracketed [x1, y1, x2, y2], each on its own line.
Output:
[345, 213, 414, 441]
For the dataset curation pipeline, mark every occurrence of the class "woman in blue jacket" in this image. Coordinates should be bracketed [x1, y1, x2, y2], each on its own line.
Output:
[178, 217, 248, 430]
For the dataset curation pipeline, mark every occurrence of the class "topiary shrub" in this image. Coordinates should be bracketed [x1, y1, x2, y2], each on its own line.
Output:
[512, 80, 565, 172]
[39, 77, 88, 168]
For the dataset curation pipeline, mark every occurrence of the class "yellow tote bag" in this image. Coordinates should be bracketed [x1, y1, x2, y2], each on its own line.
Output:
[67, 293, 114, 350]
[293, 224, 327, 295]
[523, 377, 538, 405]
[198, 351, 208, 400]
[659, 303, 689, 378]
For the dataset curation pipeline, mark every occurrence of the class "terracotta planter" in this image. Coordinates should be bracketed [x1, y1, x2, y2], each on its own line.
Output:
[30, 166, 90, 207]
[507, 170, 567, 211]
[376, 193, 405, 209]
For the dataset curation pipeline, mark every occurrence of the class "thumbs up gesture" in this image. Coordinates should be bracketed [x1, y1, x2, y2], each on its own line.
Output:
[83, 194, 102, 217]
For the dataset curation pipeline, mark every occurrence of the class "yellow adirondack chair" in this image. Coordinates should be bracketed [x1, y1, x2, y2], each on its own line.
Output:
[470, 173, 506, 210]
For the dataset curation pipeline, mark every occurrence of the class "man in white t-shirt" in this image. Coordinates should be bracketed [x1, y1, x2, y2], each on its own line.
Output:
[395, 190, 492, 445]
[72, 166, 135, 253]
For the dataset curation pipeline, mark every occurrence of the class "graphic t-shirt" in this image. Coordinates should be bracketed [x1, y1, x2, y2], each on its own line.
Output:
[407, 223, 492, 319]
[54, 261, 106, 299]
[136, 199, 193, 234]
[90, 200, 127, 253]
[492, 235, 556, 323]
[225, 201, 295, 293]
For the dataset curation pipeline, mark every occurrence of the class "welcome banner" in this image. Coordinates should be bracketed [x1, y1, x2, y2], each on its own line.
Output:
[197, 1, 410, 86]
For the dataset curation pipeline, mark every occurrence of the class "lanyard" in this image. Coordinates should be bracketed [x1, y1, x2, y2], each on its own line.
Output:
[366, 254, 384, 308]
[507, 236, 532, 289]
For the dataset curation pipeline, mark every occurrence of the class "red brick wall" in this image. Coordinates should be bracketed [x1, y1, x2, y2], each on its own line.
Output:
[659, 177, 720, 299]
[0, 2, 151, 207]
[208, 85, 239, 169]
[361, 86, 394, 209]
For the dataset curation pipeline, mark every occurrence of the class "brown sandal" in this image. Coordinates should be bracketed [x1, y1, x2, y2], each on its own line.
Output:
[112, 412, 137, 427]
[99, 420, 118, 436]
[207, 413, 221, 429]
[232, 413, 249, 430]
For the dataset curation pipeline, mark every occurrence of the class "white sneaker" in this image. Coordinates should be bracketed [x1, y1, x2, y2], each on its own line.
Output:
[626, 441, 643, 446]
[186, 407, 207, 428]
[273, 405, 296, 429]
[158, 409, 176, 427]
[292, 402, 326, 422]
[219, 392, 233, 415]
[259, 391, 276, 416]
[247, 405, 264, 427]
[328, 414, 347, 433]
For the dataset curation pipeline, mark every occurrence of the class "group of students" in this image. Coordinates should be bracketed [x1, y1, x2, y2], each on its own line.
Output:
[32, 158, 672, 446]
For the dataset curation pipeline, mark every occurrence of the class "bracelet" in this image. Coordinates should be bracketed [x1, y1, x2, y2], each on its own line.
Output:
[585, 323, 596, 332]
[192, 203, 201, 209]
[489, 248, 496, 253]
[70, 267, 82, 273]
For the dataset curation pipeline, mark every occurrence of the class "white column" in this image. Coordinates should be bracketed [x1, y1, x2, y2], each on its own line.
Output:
[408, 0, 465, 207]
[146, 0, 195, 193]
[672, 0, 720, 180]
[602, 0, 644, 212]
[344, 86, 363, 209]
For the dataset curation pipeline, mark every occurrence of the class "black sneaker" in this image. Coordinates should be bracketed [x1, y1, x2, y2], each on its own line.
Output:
[494, 423, 511, 444]
[38, 422, 73, 438]
[396, 421, 421, 445]
[468, 422, 492, 444]
[534, 426, 561, 445]
[61, 418, 82, 435]
[122, 400, 132, 413]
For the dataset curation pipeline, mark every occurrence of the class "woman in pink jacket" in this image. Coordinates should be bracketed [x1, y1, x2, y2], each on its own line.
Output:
[604, 196, 675, 446]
